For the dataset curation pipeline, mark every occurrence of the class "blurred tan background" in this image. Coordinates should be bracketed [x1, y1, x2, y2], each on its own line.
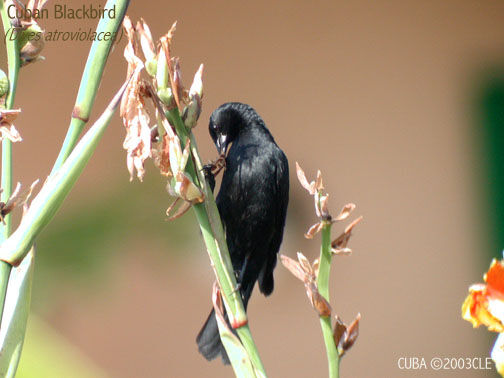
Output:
[2, 0, 504, 377]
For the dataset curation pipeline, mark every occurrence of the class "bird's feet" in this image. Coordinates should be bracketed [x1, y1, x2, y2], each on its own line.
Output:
[232, 282, 242, 294]
[203, 155, 226, 192]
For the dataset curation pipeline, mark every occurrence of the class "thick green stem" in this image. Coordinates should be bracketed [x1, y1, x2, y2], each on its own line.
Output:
[0, 0, 21, 324]
[50, 0, 130, 175]
[317, 223, 339, 378]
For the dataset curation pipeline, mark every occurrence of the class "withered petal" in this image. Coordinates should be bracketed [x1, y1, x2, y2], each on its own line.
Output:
[297, 251, 313, 276]
[333, 316, 347, 347]
[305, 221, 323, 239]
[166, 197, 191, 220]
[0, 125, 22, 143]
[331, 247, 353, 256]
[342, 313, 361, 352]
[315, 169, 324, 191]
[331, 216, 362, 249]
[296, 161, 315, 195]
[306, 282, 332, 317]
[174, 172, 204, 203]
[280, 254, 308, 283]
[136, 18, 156, 62]
[319, 193, 330, 218]
[0, 108, 21, 124]
[335, 203, 356, 221]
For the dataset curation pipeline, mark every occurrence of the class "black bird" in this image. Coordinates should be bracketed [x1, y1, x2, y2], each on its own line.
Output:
[196, 102, 289, 364]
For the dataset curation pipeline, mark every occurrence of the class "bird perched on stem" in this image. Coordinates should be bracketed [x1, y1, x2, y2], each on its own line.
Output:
[197, 102, 289, 364]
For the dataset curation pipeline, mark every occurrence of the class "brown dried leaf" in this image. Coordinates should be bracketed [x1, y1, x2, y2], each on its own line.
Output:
[335, 203, 356, 221]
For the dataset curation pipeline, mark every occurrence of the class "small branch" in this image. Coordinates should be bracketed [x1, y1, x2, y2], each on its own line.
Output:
[50, 0, 130, 175]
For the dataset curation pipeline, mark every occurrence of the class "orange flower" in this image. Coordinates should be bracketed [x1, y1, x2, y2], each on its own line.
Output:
[462, 258, 504, 377]
[462, 259, 504, 333]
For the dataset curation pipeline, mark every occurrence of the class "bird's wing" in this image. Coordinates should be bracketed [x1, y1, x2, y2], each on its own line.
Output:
[258, 148, 289, 295]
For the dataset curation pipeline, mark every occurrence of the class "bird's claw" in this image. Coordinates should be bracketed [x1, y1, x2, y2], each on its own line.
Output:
[232, 282, 242, 294]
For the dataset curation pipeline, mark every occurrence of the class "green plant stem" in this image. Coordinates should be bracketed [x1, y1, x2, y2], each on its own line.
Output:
[50, 0, 130, 175]
[167, 108, 266, 374]
[317, 223, 339, 378]
[0, 80, 129, 266]
[0, 0, 21, 324]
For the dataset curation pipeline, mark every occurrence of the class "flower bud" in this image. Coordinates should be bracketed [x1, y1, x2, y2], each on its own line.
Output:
[0, 69, 8, 99]
[182, 64, 204, 129]
[19, 24, 45, 66]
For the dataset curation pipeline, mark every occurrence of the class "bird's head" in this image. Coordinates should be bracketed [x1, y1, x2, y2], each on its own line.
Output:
[208, 103, 244, 156]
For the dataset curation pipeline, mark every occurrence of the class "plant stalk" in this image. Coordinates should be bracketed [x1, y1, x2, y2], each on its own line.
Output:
[50, 0, 130, 175]
[0, 0, 21, 324]
[317, 222, 339, 378]
[168, 108, 266, 374]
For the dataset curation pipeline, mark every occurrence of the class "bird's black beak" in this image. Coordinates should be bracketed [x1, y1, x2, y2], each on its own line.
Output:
[216, 134, 229, 156]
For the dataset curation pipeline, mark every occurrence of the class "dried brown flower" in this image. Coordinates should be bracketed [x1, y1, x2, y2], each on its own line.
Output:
[334, 313, 361, 356]
[0, 109, 22, 143]
[280, 253, 332, 317]
[296, 161, 362, 247]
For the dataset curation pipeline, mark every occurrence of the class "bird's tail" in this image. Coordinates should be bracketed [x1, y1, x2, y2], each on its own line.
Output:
[196, 308, 231, 364]
[196, 281, 255, 364]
